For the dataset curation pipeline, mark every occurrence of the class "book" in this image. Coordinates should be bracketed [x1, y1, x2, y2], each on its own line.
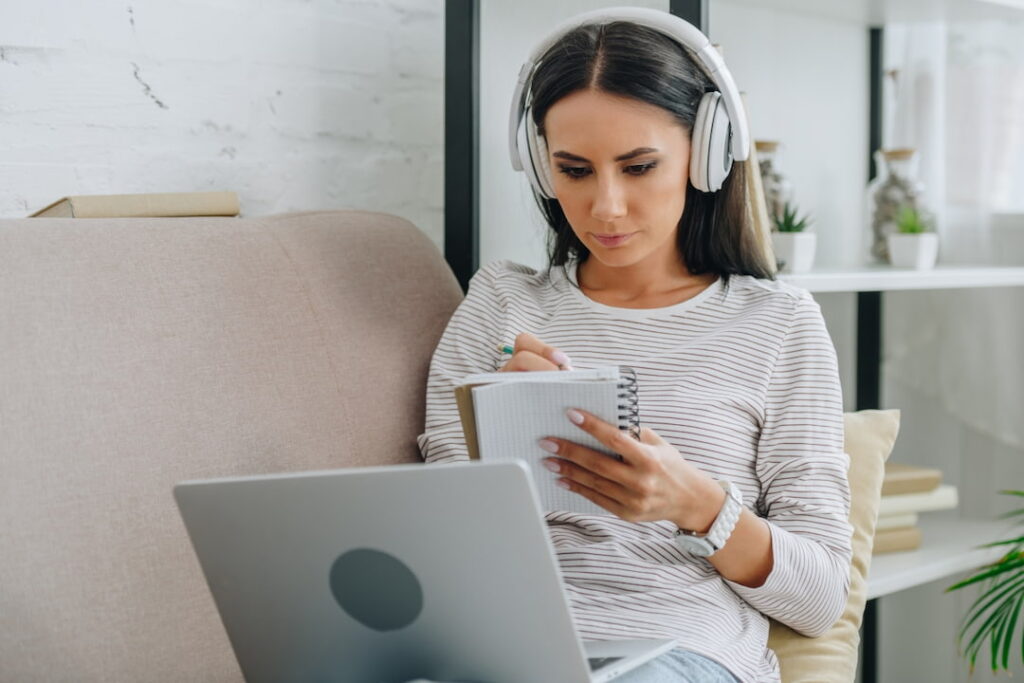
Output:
[878, 484, 958, 517]
[29, 191, 240, 218]
[454, 366, 640, 515]
[875, 512, 918, 531]
[872, 526, 923, 554]
[881, 462, 943, 496]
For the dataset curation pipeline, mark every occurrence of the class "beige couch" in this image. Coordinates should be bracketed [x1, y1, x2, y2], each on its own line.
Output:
[0, 210, 898, 682]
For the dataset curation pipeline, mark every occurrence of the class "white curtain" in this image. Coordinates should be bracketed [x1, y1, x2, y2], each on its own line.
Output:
[884, 19, 1024, 453]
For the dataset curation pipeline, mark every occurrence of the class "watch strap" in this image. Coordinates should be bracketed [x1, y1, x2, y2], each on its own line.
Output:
[675, 480, 743, 556]
[705, 480, 742, 550]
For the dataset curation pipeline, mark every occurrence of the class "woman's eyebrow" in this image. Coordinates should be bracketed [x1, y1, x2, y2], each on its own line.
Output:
[551, 147, 659, 163]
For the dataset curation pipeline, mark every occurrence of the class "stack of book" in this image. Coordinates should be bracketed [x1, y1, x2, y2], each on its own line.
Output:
[29, 191, 240, 218]
[874, 463, 958, 554]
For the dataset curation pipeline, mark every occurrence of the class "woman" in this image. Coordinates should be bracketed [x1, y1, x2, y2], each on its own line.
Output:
[417, 10, 851, 683]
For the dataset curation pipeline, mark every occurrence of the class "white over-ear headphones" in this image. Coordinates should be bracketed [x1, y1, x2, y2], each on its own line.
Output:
[508, 6, 750, 198]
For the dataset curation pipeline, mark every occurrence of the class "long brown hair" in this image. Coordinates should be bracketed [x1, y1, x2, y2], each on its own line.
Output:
[528, 21, 775, 281]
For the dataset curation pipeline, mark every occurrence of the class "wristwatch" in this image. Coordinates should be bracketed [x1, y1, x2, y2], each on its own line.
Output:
[674, 480, 743, 558]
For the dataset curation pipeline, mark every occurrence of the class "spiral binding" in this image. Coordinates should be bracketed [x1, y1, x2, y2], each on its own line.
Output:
[616, 366, 641, 441]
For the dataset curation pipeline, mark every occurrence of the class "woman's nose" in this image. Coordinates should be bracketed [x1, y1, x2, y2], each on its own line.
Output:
[590, 176, 627, 222]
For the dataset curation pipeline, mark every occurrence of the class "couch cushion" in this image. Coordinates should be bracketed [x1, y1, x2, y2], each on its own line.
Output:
[768, 409, 901, 682]
[0, 210, 462, 681]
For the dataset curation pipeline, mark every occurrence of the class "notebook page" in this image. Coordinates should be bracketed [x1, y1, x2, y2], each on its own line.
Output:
[471, 379, 622, 515]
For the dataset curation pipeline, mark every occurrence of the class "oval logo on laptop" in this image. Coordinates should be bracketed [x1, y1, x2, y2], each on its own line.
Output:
[329, 548, 424, 631]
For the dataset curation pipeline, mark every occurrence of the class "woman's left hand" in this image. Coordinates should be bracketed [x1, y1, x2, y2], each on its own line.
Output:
[540, 408, 725, 531]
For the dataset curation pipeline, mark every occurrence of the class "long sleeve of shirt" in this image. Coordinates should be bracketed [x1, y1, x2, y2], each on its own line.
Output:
[416, 263, 506, 465]
[723, 295, 852, 637]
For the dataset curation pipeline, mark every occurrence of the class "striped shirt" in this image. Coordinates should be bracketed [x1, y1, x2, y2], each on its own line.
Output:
[416, 259, 852, 683]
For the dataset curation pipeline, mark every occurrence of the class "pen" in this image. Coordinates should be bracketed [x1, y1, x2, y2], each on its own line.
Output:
[497, 343, 573, 370]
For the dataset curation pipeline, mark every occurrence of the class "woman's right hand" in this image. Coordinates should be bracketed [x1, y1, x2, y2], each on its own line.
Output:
[499, 332, 573, 372]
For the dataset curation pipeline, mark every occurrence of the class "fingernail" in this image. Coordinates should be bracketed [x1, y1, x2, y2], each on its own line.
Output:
[538, 438, 559, 454]
[566, 408, 584, 425]
[555, 479, 571, 489]
[543, 459, 560, 472]
[550, 350, 572, 368]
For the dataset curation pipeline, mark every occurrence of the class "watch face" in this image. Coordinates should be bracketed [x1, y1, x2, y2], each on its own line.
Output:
[676, 534, 714, 557]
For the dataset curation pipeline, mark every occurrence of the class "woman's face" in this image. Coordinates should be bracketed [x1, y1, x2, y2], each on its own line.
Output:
[542, 88, 691, 270]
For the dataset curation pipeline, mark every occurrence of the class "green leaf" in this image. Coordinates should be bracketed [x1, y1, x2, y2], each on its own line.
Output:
[1000, 592, 1022, 670]
[953, 487, 1024, 673]
[964, 598, 1013, 664]
[992, 600, 1015, 672]
[967, 604, 998, 667]
[983, 536, 1024, 548]
[957, 579, 1024, 674]
[773, 201, 812, 233]
[948, 555, 1024, 592]
[896, 204, 927, 234]
[957, 572, 1024, 642]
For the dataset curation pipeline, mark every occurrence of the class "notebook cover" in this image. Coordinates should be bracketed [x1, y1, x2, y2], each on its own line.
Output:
[454, 384, 481, 461]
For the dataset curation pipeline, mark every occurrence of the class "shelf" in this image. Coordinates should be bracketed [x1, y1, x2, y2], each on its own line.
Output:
[777, 265, 1024, 293]
[723, 0, 1024, 25]
[866, 515, 1012, 600]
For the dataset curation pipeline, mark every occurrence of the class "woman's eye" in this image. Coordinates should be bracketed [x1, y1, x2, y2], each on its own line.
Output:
[557, 166, 590, 179]
[626, 162, 657, 175]
[556, 161, 657, 181]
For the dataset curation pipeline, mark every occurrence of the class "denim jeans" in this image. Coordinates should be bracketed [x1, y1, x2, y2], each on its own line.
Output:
[613, 648, 740, 683]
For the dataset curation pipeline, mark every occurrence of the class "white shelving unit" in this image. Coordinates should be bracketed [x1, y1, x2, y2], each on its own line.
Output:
[777, 264, 1024, 600]
[778, 264, 1024, 293]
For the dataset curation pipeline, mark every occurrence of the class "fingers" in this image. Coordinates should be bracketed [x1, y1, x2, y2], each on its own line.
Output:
[554, 475, 624, 516]
[638, 427, 665, 447]
[514, 332, 573, 371]
[501, 349, 561, 372]
[565, 408, 647, 465]
[541, 438, 632, 495]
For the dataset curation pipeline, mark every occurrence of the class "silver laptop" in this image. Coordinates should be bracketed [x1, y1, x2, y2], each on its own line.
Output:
[174, 460, 676, 682]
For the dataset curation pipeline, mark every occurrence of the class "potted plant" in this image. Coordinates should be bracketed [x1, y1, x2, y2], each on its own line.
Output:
[947, 490, 1024, 675]
[770, 202, 815, 273]
[887, 205, 939, 269]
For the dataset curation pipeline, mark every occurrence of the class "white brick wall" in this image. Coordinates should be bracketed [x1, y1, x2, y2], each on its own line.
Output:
[0, 0, 444, 247]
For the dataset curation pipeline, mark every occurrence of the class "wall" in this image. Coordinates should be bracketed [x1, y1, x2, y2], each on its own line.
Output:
[0, 0, 445, 247]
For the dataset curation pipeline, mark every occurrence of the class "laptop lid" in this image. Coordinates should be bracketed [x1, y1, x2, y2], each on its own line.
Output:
[174, 461, 599, 683]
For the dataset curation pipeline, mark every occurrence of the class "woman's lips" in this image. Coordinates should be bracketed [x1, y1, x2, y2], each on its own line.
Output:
[592, 232, 635, 247]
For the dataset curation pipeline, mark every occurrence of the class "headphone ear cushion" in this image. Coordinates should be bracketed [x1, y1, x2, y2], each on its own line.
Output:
[526, 113, 556, 198]
[690, 91, 733, 193]
[706, 93, 734, 192]
[516, 113, 538, 187]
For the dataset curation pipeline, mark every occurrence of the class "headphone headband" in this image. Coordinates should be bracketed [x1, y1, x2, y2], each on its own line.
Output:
[508, 7, 750, 175]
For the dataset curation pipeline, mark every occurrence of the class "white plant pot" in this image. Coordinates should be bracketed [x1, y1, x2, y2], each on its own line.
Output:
[887, 233, 939, 269]
[771, 232, 816, 274]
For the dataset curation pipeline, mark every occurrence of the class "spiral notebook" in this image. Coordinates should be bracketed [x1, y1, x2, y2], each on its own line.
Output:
[454, 366, 640, 515]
